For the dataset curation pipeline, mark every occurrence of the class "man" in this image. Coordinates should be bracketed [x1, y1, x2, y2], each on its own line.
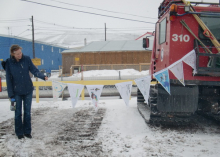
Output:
[5, 45, 48, 139]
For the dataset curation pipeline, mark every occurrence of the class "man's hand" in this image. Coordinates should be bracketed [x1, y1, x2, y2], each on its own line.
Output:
[9, 98, 16, 102]
[45, 76, 48, 80]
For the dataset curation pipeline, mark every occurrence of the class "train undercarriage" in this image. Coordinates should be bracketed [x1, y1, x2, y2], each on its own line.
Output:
[137, 83, 220, 125]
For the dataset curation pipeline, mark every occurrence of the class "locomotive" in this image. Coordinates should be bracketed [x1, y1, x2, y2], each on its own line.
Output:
[138, 0, 220, 125]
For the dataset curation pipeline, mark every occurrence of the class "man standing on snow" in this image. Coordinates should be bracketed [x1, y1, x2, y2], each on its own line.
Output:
[5, 45, 48, 139]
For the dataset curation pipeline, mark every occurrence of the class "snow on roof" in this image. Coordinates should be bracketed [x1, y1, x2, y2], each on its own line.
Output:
[0, 34, 67, 49]
[61, 39, 153, 53]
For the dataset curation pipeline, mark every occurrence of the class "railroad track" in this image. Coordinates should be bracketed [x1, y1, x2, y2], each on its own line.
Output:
[0, 119, 14, 156]
[0, 107, 107, 156]
[57, 108, 105, 141]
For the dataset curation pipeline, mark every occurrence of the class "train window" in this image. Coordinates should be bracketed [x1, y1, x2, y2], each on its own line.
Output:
[199, 15, 220, 40]
[159, 18, 167, 44]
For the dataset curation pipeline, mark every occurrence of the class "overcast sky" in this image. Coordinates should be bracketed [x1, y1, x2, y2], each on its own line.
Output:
[0, 0, 218, 47]
[0, 0, 160, 35]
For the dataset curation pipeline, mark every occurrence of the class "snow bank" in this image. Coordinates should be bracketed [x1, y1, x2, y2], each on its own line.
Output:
[49, 69, 149, 81]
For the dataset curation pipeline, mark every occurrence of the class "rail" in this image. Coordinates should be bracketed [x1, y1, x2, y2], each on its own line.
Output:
[1, 80, 156, 103]
[69, 63, 151, 75]
[2, 80, 134, 103]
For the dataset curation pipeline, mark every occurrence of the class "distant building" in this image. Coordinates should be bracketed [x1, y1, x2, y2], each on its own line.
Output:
[0, 35, 67, 72]
[61, 40, 153, 75]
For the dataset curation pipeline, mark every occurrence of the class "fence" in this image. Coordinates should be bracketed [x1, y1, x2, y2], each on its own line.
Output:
[69, 63, 151, 76]
[1, 80, 135, 103]
[1, 80, 156, 103]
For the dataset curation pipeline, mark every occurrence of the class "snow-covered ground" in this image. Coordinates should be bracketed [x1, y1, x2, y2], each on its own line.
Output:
[1, 69, 220, 156]
[1, 97, 220, 157]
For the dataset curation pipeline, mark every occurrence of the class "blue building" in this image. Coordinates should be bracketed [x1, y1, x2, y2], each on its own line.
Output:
[0, 35, 67, 72]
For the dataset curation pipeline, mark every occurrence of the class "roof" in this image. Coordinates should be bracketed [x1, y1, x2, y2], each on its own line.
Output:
[0, 34, 67, 49]
[62, 39, 153, 53]
[135, 32, 154, 40]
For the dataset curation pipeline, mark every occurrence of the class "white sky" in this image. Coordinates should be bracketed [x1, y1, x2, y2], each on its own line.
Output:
[0, 0, 161, 39]
[0, 0, 218, 47]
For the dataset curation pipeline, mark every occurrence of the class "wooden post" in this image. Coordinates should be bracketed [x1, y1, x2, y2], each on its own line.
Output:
[36, 85, 39, 103]
[81, 88, 85, 100]
[70, 65, 73, 76]
[31, 16, 35, 58]
[81, 65, 83, 80]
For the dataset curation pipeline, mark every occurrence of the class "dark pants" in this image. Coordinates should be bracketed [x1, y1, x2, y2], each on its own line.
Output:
[14, 91, 33, 136]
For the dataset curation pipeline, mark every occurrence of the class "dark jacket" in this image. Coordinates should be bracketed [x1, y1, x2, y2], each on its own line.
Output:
[6, 54, 45, 98]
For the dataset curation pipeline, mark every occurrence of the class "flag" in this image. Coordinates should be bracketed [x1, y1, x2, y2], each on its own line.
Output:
[86, 85, 104, 110]
[67, 83, 84, 108]
[134, 75, 151, 103]
[153, 68, 170, 94]
[168, 60, 185, 86]
[52, 80, 67, 100]
[115, 81, 132, 106]
[182, 49, 197, 74]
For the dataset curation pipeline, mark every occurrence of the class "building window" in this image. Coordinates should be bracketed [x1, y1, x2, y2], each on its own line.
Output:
[41, 45, 44, 51]
[51, 47, 53, 52]
[42, 59, 44, 65]
[52, 60, 53, 65]
[159, 18, 167, 44]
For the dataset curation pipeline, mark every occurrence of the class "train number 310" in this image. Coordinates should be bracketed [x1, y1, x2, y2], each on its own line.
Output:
[172, 34, 190, 42]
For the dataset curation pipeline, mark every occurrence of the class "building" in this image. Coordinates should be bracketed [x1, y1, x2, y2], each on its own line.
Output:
[61, 39, 153, 75]
[0, 35, 67, 72]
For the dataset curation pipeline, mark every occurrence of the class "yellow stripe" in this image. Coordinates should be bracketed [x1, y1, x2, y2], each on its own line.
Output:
[2, 80, 157, 103]
[2, 82, 6, 87]
[2, 80, 157, 87]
